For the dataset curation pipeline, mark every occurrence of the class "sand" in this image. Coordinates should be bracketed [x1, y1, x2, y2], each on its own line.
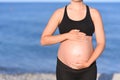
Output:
[0, 73, 119, 80]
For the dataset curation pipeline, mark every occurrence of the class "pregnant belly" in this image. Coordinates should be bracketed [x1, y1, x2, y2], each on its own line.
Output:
[58, 38, 94, 69]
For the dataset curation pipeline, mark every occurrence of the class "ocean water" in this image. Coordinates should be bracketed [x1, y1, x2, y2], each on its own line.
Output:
[0, 2, 120, 74]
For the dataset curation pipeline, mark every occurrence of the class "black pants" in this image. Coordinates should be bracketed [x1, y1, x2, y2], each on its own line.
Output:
[56, 57, 97, 80]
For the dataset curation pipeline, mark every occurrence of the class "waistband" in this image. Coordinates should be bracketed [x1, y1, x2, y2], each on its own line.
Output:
[57, 57, 96, 73]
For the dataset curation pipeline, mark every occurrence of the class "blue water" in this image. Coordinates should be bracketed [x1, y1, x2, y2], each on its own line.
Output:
[0, 2, 120, 74]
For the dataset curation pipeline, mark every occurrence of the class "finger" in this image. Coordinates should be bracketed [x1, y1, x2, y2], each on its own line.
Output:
[79, 32, 86, 36]
[73, 29, 80, 32]
[77, 34, 85, 37]
[69, 29, 79, 33]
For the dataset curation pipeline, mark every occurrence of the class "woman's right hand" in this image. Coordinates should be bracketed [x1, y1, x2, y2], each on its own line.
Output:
[66, 29, 87, 41]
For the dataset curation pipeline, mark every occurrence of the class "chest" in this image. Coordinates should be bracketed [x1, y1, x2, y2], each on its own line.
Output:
[58, 18, 95, 36]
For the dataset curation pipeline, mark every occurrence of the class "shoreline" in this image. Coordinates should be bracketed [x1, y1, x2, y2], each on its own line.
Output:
[0, 73, 120, 80]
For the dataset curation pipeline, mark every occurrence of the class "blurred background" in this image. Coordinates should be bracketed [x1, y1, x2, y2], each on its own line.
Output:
[0, 0, 120, 74]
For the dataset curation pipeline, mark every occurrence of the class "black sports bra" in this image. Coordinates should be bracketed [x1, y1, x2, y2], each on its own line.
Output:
[58, 5, 95, 36]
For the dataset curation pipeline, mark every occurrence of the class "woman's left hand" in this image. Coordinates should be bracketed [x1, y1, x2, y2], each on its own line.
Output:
[80, 62, 91, 69]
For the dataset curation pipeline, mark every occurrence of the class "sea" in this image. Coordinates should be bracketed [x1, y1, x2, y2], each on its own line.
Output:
[0, 2, 120, 74]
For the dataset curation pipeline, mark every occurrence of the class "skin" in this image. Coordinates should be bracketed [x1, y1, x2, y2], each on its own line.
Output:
[40, 0, 105, 69]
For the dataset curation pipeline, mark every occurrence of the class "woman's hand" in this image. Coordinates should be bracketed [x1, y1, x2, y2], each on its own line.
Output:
[80, 62, 91, 69]
[75, 62, 91, 69]
[66, 29, 87, 41]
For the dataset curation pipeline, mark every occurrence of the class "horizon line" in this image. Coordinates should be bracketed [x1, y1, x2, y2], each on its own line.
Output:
[0, 1, 120, 3]
[0, 0, 120, 2]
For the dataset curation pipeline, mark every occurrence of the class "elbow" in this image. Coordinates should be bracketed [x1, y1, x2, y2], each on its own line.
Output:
[97, 41, 106, 49]
[40, 35, 52, 46]
[102, 43, 106, 50]
[40, 39, 45, 46]
[103, 40, 106, 49]
[40, 37, 47, 46]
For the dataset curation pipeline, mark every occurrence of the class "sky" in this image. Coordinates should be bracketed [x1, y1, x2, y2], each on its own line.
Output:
[0, 0, 120, 2]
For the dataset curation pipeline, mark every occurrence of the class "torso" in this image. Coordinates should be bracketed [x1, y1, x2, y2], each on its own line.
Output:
[57, 4, 95, 69]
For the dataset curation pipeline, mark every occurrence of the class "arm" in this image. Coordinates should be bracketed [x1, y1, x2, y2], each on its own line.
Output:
[40, 7, 88, 46]
[86, 8, 106, 66]
[40, 8, 68, 46]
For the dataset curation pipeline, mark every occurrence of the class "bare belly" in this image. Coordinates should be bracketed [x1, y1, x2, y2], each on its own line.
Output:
[57, 37, 94, 69]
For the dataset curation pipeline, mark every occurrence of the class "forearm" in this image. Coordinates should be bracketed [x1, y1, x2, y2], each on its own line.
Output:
[88, 43, 105, 65]
[40, 33, 68, 46]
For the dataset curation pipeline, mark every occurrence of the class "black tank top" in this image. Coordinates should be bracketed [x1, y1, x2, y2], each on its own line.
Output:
[58, 5, 95, 36]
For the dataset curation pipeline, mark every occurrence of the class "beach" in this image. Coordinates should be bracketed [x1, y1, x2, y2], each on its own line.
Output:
[0, 2, 120, 78]
[0, 73, 120, 80]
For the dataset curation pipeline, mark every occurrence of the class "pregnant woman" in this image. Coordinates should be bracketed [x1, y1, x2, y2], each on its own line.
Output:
[40, 0, 105, 80]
